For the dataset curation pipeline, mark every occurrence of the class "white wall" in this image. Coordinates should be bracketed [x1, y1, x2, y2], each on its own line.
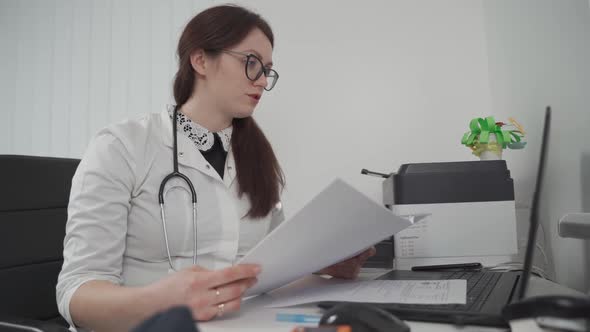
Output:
[1, 0, 590, 291]
[0, 0, 214, 157]
[483, 0, 590, 291]
[230, 0, 494, 219]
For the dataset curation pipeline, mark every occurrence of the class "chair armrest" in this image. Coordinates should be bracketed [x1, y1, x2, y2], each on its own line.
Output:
[0, 321, 44, 332]
[559, 213, 590, 239]
[0, 318, 69, 332]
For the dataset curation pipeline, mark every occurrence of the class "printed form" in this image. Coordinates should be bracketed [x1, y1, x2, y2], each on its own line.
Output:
[265, 279, 467, 308]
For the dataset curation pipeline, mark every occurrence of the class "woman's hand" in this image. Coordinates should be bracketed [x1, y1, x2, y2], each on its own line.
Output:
[146, 264, 261, 321]
[317, 247, 377, 279]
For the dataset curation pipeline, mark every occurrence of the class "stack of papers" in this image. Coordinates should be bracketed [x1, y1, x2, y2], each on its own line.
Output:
[238, 178, 421, 296]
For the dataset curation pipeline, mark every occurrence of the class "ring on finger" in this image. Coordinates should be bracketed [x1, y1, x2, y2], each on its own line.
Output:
[217, 303, 225, 317]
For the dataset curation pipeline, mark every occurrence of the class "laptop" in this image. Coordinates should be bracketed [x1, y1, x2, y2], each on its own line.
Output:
[319, 106, 552, 327]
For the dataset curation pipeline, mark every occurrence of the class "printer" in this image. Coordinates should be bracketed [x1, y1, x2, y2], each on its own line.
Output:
[365, 160, 518, 270]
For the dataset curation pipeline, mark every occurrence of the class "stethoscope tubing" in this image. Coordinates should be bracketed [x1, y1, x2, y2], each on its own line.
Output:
[158, 105, 198, 271]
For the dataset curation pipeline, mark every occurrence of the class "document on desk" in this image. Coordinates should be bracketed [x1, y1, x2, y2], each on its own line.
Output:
[265, 279, 467, 308]
[238, 178, 422, 297]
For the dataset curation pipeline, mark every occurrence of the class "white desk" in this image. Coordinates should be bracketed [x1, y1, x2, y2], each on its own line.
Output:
[199, 269, 586, 332]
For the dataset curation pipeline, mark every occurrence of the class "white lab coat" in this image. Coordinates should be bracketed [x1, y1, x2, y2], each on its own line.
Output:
[56, 109, 284, 330]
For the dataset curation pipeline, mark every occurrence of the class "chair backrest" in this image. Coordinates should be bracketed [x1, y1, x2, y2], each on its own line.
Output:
[0, 155, 80, 320]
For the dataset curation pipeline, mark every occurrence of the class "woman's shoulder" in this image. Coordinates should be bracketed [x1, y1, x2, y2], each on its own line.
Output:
[86, 110, 169, 163]
[99, 111, 166, 141]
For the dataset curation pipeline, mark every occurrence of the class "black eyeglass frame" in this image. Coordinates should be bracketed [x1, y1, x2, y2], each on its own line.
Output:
[217, 49, 279, 91]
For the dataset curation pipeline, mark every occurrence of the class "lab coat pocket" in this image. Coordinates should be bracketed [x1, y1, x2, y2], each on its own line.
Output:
[194, 195, 224, 255]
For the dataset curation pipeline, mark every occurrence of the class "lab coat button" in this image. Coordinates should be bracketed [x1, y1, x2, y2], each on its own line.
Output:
[206, 165, 211, 169]
[178, 152, 184, 157]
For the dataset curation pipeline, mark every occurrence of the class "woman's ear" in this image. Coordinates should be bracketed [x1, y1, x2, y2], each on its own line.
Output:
[190, 50, 207, 76]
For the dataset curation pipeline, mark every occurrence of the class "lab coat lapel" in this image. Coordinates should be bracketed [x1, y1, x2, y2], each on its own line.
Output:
[160, 110, 234, 187]
[224, 148, 237, 188]
[178, 135, 223, 182]
[159, 110, 221, 182]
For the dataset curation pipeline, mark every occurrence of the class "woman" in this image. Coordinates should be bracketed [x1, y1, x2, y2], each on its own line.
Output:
[57, 5, 375, 332]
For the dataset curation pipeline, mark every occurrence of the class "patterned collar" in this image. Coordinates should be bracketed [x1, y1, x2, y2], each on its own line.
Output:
[167, 106, 232, 152]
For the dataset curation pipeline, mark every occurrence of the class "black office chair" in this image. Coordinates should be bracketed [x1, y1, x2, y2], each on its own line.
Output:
[0, 155, 80, 332]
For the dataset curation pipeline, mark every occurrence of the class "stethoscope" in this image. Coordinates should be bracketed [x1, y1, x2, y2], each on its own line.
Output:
[158, 105, 198, 271]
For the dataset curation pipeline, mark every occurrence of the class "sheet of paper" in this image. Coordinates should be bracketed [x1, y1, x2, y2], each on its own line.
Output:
[238, 178, 420, 296]
[265, 279, 467, 308]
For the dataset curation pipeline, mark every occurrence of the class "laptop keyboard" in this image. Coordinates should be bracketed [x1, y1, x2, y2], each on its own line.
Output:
[390, 271, 502, 312]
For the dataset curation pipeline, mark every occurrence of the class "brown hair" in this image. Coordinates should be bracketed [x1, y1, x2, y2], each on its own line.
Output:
[174, 5, 284, 218]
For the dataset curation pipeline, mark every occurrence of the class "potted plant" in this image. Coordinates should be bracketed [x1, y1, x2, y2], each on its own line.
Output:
[461, 116, 526, 160]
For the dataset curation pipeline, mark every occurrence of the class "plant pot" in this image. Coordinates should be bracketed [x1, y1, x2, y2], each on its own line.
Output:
[477, 133, 503, 160]
[479, 149, 503, 160]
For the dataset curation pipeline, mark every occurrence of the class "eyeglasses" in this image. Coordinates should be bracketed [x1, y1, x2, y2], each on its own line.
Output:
[219, 49, 279, 91]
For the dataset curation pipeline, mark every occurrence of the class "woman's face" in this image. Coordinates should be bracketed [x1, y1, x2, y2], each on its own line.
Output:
[197, 28, 272, 118]
[207, 28, 274, 119]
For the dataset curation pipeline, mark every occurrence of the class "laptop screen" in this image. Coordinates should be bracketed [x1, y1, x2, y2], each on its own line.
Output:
[517, 106, 551, 300]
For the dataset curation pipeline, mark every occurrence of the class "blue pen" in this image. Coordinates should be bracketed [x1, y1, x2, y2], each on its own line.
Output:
[276, 313, 322, 323]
